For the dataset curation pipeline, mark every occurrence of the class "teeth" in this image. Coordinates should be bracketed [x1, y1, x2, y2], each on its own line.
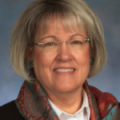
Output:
[54, 69, 74, 72]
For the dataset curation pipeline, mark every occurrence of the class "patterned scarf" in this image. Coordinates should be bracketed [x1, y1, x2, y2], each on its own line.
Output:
[15, 80, 120, 120]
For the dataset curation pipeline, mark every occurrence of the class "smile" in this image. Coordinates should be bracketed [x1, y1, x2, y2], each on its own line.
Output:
[54, 68, 75, 72]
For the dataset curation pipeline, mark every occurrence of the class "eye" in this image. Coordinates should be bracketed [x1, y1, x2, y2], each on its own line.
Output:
[44, 42, 56, 46]
[71, 40, 82, 44]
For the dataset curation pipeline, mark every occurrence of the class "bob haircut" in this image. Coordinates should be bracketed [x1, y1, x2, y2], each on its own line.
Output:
[10, 0, 106, 81]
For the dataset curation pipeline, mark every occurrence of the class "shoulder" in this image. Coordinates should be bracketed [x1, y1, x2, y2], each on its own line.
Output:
[89, 85, 118, 101]
[89, 85, 119, 106]
[0, 101, 24, 120]
[89, 85, 120, 118]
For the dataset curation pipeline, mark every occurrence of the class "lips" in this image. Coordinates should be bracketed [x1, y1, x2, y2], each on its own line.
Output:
[54, 68, 75, 72]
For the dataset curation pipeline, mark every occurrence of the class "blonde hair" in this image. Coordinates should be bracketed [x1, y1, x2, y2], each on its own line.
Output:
[10, 0, 106, 81]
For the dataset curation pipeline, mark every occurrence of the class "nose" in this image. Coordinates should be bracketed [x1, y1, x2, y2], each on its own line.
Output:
[56, 42, 72, 62]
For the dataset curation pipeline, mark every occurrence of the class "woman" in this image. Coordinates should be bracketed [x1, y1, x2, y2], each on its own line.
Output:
[0, 0, 120, 119]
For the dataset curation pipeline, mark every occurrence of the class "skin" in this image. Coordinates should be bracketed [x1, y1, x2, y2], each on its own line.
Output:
[27, 17, 91, 114]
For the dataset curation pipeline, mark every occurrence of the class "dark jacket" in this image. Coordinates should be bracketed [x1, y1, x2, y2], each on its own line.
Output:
[0, 101, 24, 120]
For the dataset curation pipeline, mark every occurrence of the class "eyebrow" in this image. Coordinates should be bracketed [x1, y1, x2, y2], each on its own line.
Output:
[39, 34, 86, 41]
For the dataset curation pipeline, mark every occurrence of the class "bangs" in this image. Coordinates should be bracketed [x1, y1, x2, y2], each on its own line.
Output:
[37, 11, 86, 37]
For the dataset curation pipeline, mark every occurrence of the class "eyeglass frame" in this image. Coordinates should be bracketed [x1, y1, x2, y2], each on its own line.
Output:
[32, 35, 90, 51]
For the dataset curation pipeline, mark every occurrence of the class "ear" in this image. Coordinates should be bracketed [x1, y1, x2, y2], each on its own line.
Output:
[25, 45, 33, 62]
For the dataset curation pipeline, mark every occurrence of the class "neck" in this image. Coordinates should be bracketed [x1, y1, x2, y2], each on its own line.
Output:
[46, 87, 83, 114]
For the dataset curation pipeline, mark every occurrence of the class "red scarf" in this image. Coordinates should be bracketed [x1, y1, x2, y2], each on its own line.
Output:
[15, 80, 120, 120]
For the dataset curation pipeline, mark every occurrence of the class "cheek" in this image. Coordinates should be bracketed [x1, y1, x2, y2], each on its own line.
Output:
[32, 49, 51, 82]
[75, 46, 90, 65]
[75, 47, 90, 81]
[33, 50, 44, 65]
[83, 48, 90, 63]
[32, 48, 56, 71]
[33, 48, 49, 66]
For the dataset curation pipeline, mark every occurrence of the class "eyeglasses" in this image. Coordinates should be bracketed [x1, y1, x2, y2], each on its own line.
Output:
[33, 35, 90, 52]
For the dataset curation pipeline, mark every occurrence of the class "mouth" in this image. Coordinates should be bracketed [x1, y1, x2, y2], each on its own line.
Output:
[54, 68, 75, 72]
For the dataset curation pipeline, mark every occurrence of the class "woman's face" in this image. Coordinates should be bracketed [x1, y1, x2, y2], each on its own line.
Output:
[32, 18, 90, 94]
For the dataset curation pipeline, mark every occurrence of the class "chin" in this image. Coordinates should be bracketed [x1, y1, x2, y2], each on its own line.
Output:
[54, 84, 80, 94]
